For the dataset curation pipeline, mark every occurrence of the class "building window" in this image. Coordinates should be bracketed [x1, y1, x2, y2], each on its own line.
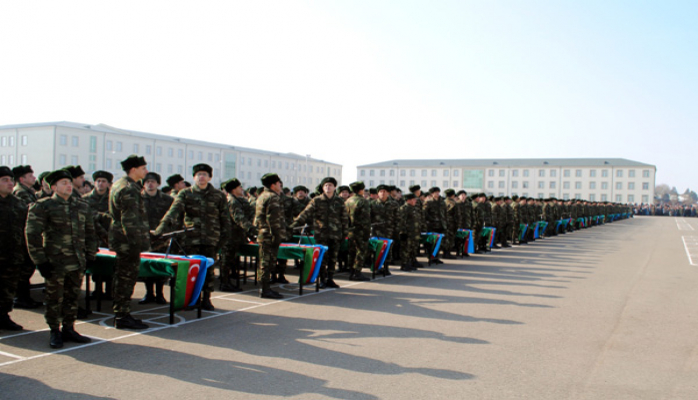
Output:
[444, 170, 449, 177]
[499, 181, 505, 188]
[616, 170, 623, 177]
[511, 181, 518, 189]
[360, 170, 365, 177]
[178, 149, 184, 158]
[432, 170, 438, 177]
[616, 194, 622, 202]
[512, 170, 519, 177]
[575, 193, 582, 200]
[146, 145, 151, 155]
[369, 170, 374, 176]
[134, 144, 139, 153]
[453, 181, 459, 187]
[575, 182, 582, 189]
[400, 170, 406, 177]
[523, 170, 529, 177]
[628, 182, 635, 190]
[21, 135, 28, 146]
[589, 194, 595, 201]
[642, 195, 649, 203]
[198, 152, 203, 160]
[550, 170, 556, 177]
[116, 142, 122, 152]
[1, 137, 6, 146]
[538, 181, 545, 189]
[189, 150, 194, 159]
[380, 170, 385, 177]
[208, 153, 213, 162]
[589, 170, 596, 177]
[550, 181, 556, 189]
[602, 170, 609, 177]
[167, 164, 173, 173]
[642, 170, 650, 178]
[72, 136, 79, 147]
[629, 170, 635, 178]
[453, 170, 459, 177]
[487, 181, 494, 188]
[21, 154, 27, 164]
[601, 182, 608, 190]
[616, 182, 622, 190]
[499, 170, 505, 177]
[539, 170, 545, 177]
[431, 180, 437, 186]
[388, 169, 395, 177]
[410, 170, 416, 177]
[522, 181, 529, 189]
[157, 147, 162, 156]
[628, 194, 635, 202]
[60, 135, 67, 146]
[106, 140, 112, 151]
[443, 180, 448, 187]
[642, 182, 649, 190]
[563, 193, 569, 200]
[601, 194, 608, 201]
[563, 169, 570, 177]
[71, 156, 78, 165]
[488, 170, 494, 177]
[257, 159, 261, 167]
[178, 165, 183, 174]
[563, 182, 570, 189]
[589, 182, 596, 189]
[421, 169, 427, 177]
[575, 169, 582, 177]
[89, 136, 97, 153]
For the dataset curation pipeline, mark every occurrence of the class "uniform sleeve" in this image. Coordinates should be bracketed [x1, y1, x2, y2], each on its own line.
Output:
[267, 196, 286, 241]
[218, 194, 231, 248]
[231, 201, 254, 233]
[153, 191, 186, 236]
[340, 199, 349, 238]
[25, 202, 48, 265]
[292, 198, 315, 228]
[85, 206, 98, 260]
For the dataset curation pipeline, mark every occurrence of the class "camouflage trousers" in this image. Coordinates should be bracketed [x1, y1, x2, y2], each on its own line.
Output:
[185, 245, 218, 297]
[443, 228, 456, 255]
[45, 263, 84, 330]
[401, 233, 420, 265]
[221, 240, 244, 285]
[0, 260, 22, 314]
[112, 248, 141, 315]
[315, 236, 340, 279]
[258, 239, 281, 283]
[347, 231, 370, 272]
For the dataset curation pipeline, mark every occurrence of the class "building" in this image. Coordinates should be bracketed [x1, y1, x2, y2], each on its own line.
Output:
[357, 158, 656, 204]
[0, 121, 342, 189]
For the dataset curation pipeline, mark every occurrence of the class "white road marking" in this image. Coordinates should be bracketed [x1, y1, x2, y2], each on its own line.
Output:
[682, 236, 698, 266]
[676, 218, 695, 231]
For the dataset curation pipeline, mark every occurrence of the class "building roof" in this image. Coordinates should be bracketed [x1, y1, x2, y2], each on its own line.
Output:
[0, 121, 340, 165]
[359, 158, 655, 169]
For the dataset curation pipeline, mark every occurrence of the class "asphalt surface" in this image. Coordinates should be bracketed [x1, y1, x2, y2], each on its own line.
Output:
[1, 216, 698, 399]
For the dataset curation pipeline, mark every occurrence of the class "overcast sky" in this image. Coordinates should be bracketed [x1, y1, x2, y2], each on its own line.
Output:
[1, 1, 696, 191]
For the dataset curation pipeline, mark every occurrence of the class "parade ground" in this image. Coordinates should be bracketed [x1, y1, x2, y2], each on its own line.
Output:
[1, 216, 697, 399]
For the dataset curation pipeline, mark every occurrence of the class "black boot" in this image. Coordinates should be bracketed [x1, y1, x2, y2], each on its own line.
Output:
[155, 282, 167, 304]
[383, 264, 392, 276]
[139, 280, 156, 304]
[350, 271, 370, 281]
[325, 278, 340, 288]
[0, 314, 23, 331]
[220, 282, 243, 293]
[400, 263, 415, 272]
[61, 326, 91, 343]
[201, 294, 215, 311]
[50, 329, 63, 349]
[275, 273, 289, 284]
[114, 314, 149, 330]
[259, 282, 283, 299]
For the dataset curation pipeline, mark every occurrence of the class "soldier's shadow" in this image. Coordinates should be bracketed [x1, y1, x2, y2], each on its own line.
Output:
[0, 372, 116, 399]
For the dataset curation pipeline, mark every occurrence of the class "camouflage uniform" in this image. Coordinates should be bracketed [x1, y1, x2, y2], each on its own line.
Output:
[424, 196, 447, 233]
[254, 189, 286, 283]
[12, 182, 39, 307]
[26, 194, 97, 330]
[502, 200, 513, 246]
[109, 176, 151, 316]
[0, 193, 28, 317]
[223, 193, 255, 285]
[83, 188, 111, 248]
[345, 193, 371, 273]
[154, 184, 230, 298]
[386, 197, 401, 265]
[444, 196, 459, 256]
[370, 198, 393, 239]
[292, 193, 348, 281]
[398, 202, 421, 265]
[142, 190, 174, 252]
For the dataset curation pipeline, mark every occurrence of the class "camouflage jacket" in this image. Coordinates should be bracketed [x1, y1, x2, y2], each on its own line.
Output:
[504, 203, 514, 224]
[543, 203, 555, 222]
[293, 197, 310, 217]
[142, 190, 174, 251]
[472, 202, 485, 228]
[386, 197, 401, 239]
[13, 183, 37, 207]
[491, 203, 502, 228]
[109, 176, 151, 253]
[445, 197, 459, 232]
[370, 198, 393, 239]
[26, 194, 97, 268]
[154, 183, 230, 249]
[83, 189, 112, 245]
[36, 189, 53, 200]
[459, 199, 473, 229]
[254, 190, 286, 243]
[398, 203, 421, 238]
[345, 194, 371, 239]
[228, 193, 255, 244]
[423, 196, 447, 233]
[281, 193, 295, 237]
[0, 194, 28, 264]
[292, 193, 348, 241]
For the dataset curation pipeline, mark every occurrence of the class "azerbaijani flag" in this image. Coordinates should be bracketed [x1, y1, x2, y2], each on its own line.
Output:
[519, 224, 528, 241]
[421, 233, 444, 257]
[369, 237, 393, 272]
[457, 229, 474, 254]
[142, 252, 213, 308]
[280, 243, 326, 284]
[481, 227, 496, 248]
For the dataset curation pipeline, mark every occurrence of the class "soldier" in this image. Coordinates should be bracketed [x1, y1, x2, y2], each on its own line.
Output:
[0, 167, 28, 330]
[344, 181, 371, 281]
[166, 174, 186, 196]
[337, 185, 351, 202]
[369, 188, 378, 201]
[442, 189, 459, 259]
[292, 186, 310, 217]
[254, 173, 285, 299]
[153, 164, 230, 311]
[248, 186, 258, 210]
[109, 155, 150, 330]
[64, 165, 86, 199]
[26, 169, 98, 348]
[140, 172, 173, 304]
[291, 177, 348, 288]
[83, 170, 114, 299]
[11, 165, 42, 309]
[273, 184, 295, 283]
[472, 193, 488, 253]
[543, 198, 556, 237]
[221, 178, 254, 292]
[385, 186, 401, 268]
[370, 185, 394, 275]
[36, 171, 53, 199]
[398, 193, 421, 271]
[424, 187, 447, 262]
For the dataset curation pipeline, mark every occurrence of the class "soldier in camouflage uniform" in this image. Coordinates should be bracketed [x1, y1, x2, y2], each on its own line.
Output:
[0, 167, 28, 331]
[109, 155, 150, 330]
[370, 185, 395, 274]
[166, 174, 186, 197]
[442, 189, 459, 259]
[398, 193, 421, 271]
[221, 178, 255, 292]
[424, 187, 447, 262]
[11, 165, 42, 309]
[490, 197, 503, 249]
[254, 173, 285, 299]
[83, 170, 113, 299]
[543, 198, 556, 237]
[291, 177, 348, 289]
[26, 169, 98, 348]
[385, 185, 401, 268]
[64, 165, 87, 200]
[153, 163, 230, 311]
[273, 185, 296, 283]
[337, 185, 351, 202]
[344, 181, 371, 281]
[139, 172, 173, 304]
[36, 171, 53, 199]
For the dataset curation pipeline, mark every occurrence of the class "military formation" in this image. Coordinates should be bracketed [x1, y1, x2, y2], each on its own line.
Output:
[0, 157, 634, 349]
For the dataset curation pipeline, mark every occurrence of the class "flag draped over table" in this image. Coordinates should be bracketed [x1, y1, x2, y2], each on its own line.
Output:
[369, 237, 393, 272]
[481, 227, 496, 248]
[141, 252, 214, 308]
[519, 224, 528, 241]
[534, 221, 548, 239]
[421, 232, 444, 257]
[280, 243, 327, 284]
[457, 229, 474, 254]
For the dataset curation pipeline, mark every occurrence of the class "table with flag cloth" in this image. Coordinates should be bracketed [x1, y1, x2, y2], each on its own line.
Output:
[455, 229, 474, 257]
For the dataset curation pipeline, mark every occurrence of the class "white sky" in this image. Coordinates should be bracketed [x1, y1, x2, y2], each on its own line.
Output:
[1, 1, 696, 191]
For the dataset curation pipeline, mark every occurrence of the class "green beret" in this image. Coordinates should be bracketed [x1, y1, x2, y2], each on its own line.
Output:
[45, 169, 73, 186]
[192, 163, 213, 177]
[261, 173, 281, 188]
[121, 155, 147, 172]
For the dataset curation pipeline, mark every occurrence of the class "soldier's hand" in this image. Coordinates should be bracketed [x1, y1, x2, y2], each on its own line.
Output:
[37, 262, 53, 280]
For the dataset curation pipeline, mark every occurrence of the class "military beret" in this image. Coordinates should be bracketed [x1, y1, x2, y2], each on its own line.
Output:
[444, 189, 456, 197]
[222, 178, 241, 192]
[261, 173, 281, 188]
[0, 166, 13, 179]
[143, 172, 161, 184]
[320, 177, 338, 187]
[166, 174, 184, 187]
[45, 169, 73, 186]
[376, 184, 389, 192]
[404, 193, 416, 200]
[65, 165, 85, 178]
[338, 185, 350, 193]
[428, 187, 440, 194]
[121, 155, 147, 172]
[293, 185, 308, 194]
[92, 170, 113, 183]
[409, 185, 421, 193]
[12, 165, 33, 178]
[192, 163, 213, 177]
[349, 181, 365, 193]
[369, 188, 378, 195]
[37, 171, 50, 184]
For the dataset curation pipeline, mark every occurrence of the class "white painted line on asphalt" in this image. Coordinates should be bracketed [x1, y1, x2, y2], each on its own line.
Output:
[676, 218, 695, 231]
[0, 349, 24, 360]
[681, 236, 698, 266]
